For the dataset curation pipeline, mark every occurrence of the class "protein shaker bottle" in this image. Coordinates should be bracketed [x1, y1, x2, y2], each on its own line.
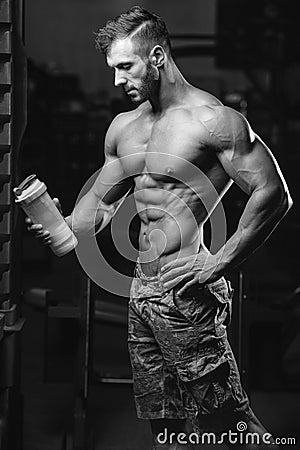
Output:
[14, 174, 78, 256]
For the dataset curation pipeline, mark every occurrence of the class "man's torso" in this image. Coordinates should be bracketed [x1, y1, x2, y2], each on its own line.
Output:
[115, 88, 232, 276]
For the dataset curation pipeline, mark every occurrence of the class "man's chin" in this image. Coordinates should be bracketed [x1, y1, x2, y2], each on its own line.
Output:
[129, 94, 146, 105]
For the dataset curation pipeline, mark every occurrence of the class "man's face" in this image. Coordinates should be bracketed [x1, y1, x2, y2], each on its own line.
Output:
[107, 38, 158, 105]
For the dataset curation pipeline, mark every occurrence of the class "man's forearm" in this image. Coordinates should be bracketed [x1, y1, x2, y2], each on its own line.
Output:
[65, 191, 127, 237]
[65, 209, 104, 237]
[65, 192, 105, 237]
[213, 186, 292, 278]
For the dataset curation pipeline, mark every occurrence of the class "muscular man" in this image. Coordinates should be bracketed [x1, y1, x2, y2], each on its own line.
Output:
[28, 7, 292, 449]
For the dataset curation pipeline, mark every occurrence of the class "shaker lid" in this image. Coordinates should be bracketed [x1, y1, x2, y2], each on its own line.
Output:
[13, 174, 46, 204]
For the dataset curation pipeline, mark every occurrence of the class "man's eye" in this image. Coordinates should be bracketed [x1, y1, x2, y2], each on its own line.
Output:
[123, 65, 131, 70]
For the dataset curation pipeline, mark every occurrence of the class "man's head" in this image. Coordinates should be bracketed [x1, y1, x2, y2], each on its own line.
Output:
[95, 6, 172, 104]
[95, 6, 171, 59]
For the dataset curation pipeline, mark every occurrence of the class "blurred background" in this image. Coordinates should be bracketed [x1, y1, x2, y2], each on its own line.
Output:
[1, 0, 300, 449]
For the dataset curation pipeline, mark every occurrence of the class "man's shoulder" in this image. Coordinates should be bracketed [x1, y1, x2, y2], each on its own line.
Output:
[194, 103, 241, 123]
[175, 88, 245, 125]
[194, 104, 254, 148]
[105, 106, 143, 145]
[105, 104, 150, 156]
[109, 108, 139, 129]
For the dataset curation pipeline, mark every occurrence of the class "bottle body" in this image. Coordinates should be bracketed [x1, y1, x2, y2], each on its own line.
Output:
[14, 175, 78, 256]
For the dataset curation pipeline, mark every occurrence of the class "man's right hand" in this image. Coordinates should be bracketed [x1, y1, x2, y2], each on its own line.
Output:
[25, 197, 63, 246]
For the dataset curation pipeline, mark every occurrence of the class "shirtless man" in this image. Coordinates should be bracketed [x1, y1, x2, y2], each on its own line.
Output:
[28, 6, 292, 449]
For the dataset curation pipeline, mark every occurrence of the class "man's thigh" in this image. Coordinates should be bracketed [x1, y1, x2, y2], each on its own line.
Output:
[127, 297, 190, 420]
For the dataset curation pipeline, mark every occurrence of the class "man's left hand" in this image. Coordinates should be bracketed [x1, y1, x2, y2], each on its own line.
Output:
[160, 253, 220, 296]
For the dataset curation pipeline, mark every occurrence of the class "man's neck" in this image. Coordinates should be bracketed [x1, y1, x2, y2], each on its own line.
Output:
[149, 61, 190, 114]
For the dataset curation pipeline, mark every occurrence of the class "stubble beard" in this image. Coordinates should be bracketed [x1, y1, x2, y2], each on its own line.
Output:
[128, 63, 159, 105]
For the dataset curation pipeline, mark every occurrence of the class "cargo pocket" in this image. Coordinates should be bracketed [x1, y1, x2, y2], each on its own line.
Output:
[206, 278, 234, 304]
[206, 278, 234, 329]
[176, 342, 227, 382]
[177, 361, 236, 415]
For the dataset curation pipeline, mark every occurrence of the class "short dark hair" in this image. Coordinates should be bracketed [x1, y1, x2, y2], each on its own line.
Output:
[95, 6, 171, 57]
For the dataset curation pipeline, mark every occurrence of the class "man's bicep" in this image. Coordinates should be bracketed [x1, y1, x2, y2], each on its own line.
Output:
[219, 135, 287, 195]
[210, 104, 286, 196]
[201, 106, 261, 193]
[90, 155, 133, 204]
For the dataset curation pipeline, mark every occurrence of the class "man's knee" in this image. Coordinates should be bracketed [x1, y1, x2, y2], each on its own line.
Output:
[247, 416, 278, 446]
[227, 416, 279, 450]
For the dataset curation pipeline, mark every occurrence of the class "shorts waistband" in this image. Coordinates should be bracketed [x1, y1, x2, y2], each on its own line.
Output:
[134, 260, 164, 293]
[134, 259, 229, 293]
[135, 260, 161, 281]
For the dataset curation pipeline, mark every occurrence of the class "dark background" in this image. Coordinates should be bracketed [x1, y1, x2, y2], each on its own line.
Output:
[19, 0, 300, 448]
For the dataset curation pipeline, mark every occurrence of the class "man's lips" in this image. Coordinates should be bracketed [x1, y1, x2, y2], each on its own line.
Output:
[125, 88, 136, 94]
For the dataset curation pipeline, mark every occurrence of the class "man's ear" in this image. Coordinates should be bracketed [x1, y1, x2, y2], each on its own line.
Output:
[149, 45, 165, 68]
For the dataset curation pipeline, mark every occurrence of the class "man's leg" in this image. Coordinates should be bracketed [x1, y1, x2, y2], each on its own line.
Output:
[184, 358, 280, 449]
[128, 271, 200, 450]
[150, 418, 195, 450]
[226, 415, 280, 450]
[128, 293, 193, 449]
[166, 278, 279, 449]
[222, 415, 279, 449]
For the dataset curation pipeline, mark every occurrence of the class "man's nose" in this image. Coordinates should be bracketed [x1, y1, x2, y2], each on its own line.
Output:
[114, 69, 126, 87]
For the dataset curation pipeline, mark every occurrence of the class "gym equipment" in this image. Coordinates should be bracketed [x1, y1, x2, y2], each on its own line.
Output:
[25, 268, 130, 450]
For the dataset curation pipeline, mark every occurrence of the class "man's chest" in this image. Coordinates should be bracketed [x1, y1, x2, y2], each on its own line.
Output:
[117, 112, 216, 183]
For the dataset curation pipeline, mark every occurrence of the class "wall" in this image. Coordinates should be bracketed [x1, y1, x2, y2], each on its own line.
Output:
[25, 0, 219, 95]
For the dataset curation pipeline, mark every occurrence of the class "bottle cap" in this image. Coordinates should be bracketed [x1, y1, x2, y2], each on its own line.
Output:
[14, 174, 47, 205]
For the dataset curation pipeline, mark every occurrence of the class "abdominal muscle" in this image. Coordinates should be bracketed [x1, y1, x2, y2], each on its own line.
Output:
[135, 183, 211, 277]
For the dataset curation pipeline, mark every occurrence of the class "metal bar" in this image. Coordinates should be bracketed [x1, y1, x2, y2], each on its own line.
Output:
[84, 277, 91, 401]
[97, 377, 133, 385]
[238, 270, 243, 371]
[173, 45, 216, 58]
[171, 33, 216, 40]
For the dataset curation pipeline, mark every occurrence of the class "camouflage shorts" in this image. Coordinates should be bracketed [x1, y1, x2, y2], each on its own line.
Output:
[128, 261, 255, 433]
